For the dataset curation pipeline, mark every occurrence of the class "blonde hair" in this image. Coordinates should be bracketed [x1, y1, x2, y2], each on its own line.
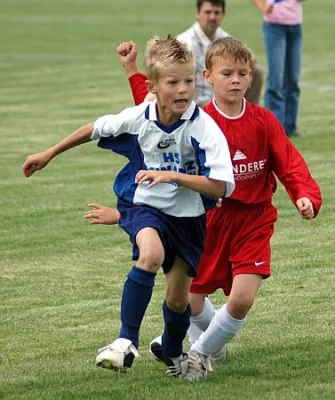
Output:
[205, 37, 252, 70]
[143, 35, 195, 81]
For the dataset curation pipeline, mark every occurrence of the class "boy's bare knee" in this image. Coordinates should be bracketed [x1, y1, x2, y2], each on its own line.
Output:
[166, 296, 189, 313]
[228, 293, 255, 319]
[137, 249, 164, 272]
[189, 294, 206, 316]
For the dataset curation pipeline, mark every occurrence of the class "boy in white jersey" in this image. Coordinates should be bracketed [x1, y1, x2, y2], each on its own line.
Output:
[22, 36, 234, 378]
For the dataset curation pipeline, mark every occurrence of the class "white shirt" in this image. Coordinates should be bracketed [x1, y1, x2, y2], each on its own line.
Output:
[91, 100, 235, 217]
[177, 23, 230, 105]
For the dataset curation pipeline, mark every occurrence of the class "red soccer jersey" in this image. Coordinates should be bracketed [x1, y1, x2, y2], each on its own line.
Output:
[129, 73, 149, 106]
[128, 73, 322, 216]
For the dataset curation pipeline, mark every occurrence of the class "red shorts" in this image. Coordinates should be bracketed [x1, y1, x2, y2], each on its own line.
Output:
[190, 202, 278, 296]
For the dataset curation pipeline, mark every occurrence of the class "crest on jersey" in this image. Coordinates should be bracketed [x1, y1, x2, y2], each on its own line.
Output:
[233, 149, 247, 161]
[157, 138, 177, 149]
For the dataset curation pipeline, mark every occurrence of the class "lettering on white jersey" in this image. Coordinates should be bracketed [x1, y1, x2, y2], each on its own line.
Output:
[233, 149, 247, 161]
[148, 152, 198, 187]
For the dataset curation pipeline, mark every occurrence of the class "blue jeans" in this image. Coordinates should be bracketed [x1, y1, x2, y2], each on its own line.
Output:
[263, 22, 302, 134]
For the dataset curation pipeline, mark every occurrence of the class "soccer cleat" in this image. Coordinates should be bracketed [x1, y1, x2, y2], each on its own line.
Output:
[210, 347, 228, 364]
[150, 335, 188, 378]
[150, 335, 164, 363]
[184, 350, 213, 381]
[165, 354, 188, 378]
[96, 338, 139, 372]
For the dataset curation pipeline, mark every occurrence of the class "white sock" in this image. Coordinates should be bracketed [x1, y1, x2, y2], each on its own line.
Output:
[191, 303, 246, 356]
[187, 297, 215, 344]
[187, 322, 203, 345]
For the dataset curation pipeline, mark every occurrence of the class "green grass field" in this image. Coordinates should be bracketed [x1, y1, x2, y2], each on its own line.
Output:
[1, 1, 334, 399]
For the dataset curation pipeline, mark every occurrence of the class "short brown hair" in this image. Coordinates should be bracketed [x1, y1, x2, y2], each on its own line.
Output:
[143, 35, 195, 81]
[205, 37, 252, 70]
[197, 0, 225, 13]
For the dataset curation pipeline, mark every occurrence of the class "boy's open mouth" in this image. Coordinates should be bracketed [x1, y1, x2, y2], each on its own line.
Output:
[174, 99, 188, 105]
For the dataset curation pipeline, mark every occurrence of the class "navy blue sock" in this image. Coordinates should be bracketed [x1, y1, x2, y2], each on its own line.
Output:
[162, 300, 191, 358]
[119, 266, 156, 348]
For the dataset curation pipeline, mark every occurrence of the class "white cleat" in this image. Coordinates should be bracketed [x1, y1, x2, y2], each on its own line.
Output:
[96, 338, 139, 372]
[184, 350, 213, 381]
[210, 347, 228, 364]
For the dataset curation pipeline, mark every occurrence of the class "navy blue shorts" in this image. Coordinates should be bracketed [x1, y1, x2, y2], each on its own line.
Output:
[117, 199, 206, 277]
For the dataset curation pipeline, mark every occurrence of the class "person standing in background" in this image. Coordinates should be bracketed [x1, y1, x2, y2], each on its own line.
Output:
[178, 0, 264, 107]
[252, 0, 305, 137]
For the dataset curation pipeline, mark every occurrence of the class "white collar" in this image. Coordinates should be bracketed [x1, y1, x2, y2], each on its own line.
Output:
[193, 22, 226, 45]
[147, 100, 198, 121]
[212, 98, 246, 120]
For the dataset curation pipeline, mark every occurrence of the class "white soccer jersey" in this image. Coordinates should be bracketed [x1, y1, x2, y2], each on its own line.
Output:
[91, 100, 234, 217]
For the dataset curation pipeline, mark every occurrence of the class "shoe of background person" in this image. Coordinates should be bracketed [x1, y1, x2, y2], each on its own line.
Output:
[96, 338, 139, 372]
[150, 335, 188, 378]
[210, 346, 228, 364]
[184, 350, 213, 381]
[287, 131, 306, 138]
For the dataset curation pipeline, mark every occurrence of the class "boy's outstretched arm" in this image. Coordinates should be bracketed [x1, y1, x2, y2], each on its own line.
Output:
[23, 122, 93, 177]
[129, 73, 151, 105]
[268, 114, 322, 218]
[117, 40, 150, 105]
[117, 41, 139, 78]
[84, 203, 120, 225]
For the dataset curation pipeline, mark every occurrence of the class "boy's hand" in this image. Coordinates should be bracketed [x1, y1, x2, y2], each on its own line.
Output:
[135, 170, 177, 188]
[23, 151, 51, 177]
[296, 197, 314, 220]
[84, 203, 120, 225]
[117, 41, 138, 77]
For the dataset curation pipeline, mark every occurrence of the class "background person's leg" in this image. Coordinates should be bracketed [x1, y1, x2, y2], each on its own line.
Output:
[245, 63, 264, 105]
[263, 22, 287, 125]
[284, 24, 302, 135]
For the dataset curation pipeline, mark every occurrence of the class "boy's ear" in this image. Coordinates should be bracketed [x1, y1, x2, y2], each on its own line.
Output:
[203, 69, 213, 86]
[146, 79, 156, 94]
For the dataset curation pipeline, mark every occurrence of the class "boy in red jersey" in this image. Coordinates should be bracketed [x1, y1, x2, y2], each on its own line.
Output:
[86, 37, 322, 380]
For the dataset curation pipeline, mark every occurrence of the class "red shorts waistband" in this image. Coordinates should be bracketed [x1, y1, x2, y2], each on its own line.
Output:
[220, 198, 272, 210]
